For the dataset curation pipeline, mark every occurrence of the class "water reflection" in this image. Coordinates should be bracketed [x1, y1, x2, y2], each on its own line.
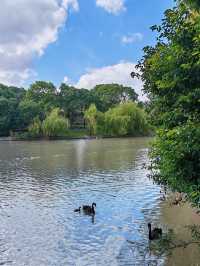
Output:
[0, 138, 172, 265]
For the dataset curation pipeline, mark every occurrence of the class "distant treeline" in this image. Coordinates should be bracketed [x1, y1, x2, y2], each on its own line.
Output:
[0, 81, 150, 138]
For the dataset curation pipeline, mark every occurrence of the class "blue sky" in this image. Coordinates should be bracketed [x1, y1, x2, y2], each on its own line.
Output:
[0, 0, 174, 98]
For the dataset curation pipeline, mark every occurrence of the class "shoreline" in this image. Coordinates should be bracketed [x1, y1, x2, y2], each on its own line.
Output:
[0, 135, 152, 142]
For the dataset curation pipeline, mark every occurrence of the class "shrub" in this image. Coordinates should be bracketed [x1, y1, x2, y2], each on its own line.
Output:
[150, 122, 200, 207]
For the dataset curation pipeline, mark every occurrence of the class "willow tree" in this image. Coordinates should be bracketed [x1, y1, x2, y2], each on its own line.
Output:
[28, 117, 42, 137]
[104, 102, 149, 137]
[85, 102, 150, 137]
[42, 108, 69, 137]
[84, 104, 104, 135]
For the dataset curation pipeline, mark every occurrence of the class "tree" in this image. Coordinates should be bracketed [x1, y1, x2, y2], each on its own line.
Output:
[26, 81, 58, 111]
[0, 84, 25, 135]
[84, 104, 104, 135]
[182, 0, 200, 10]
[59, 84, 94, 126]
[0, 97, 13, 135]
[135, 1, 200, 206]
[104, 102, 149, 137]
[85, 102, 150, 137]
[28, 117, 42, 137]
[91, 84, 138, 112]
[42, 108, 70, 137]
[17, 100, 43, 129]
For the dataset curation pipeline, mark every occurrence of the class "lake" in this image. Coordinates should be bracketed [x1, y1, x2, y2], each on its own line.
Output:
[0, 138, 199, 266]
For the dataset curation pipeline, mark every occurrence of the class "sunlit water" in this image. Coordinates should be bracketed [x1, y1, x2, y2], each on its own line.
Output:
[0, 138, 197, 266]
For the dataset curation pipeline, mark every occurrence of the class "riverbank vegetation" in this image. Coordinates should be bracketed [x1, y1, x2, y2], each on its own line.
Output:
[134, 0, 200, 207]
[85, 102, 150, 137]
[0, 82, 150, 139]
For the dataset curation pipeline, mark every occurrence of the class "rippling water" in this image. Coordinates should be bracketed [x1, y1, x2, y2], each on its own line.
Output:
[0, 138, 165, 266]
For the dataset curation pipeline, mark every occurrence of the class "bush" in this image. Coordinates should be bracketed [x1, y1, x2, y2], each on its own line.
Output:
[150, 122, 200, 207]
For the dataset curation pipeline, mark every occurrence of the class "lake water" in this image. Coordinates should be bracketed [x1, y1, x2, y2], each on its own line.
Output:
[0, 138, 199, 266]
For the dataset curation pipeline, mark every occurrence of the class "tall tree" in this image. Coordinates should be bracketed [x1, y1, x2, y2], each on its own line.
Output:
[91, 84, 138, 112]
[26, 81, 58, 111]
[0, 84, 25, 135]
[135, 0, 200, 206]
[59, 84, 94, 126]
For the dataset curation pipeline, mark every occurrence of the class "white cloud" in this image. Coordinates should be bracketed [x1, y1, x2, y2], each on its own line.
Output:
[121, 33, 143, 44]
[63, 75, 74, 86]
[63, 76, 70, 84]
[68, 62, 146, 101]
[96, 0, 126, 14]
[0, 0, 78, 86]
[62, 0, 79, 11]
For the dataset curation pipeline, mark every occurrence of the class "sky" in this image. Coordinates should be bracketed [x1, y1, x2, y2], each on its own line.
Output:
[0, 0, 174, 99]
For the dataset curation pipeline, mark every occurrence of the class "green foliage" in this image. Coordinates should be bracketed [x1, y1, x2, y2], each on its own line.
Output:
[42, 108, 70, 137]
[0, 80, 140, 137]
[0, 97, 14, 135]
[18, 100, 44, 129]
[58, 83, 138, 126]
[104, 102, 149, 136]
[28, 117, 42, 137]
[91, 84, 138, 112]
[151, 123, 200, 207]
[0, 84, 25, 135]
[85, 102, 150, 137]
[65, 129, 89, 138]
[104, 111, 130, 136]
[26, 81, 58, 111]
[136, 1, 200, 206]
[58, 84, 94, 126]
[182, 0, 200, 11]
[84, 104, 104, 135]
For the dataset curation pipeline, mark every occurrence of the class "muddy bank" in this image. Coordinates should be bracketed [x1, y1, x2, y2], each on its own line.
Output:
[160, 197, 200, 266]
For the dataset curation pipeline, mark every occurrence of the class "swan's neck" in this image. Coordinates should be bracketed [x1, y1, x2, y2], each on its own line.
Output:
[148, 226, 152, 240]
[92, 205, 95, 213]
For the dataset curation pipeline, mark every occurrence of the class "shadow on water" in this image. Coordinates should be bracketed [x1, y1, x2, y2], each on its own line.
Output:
[0, 138, 199, 265]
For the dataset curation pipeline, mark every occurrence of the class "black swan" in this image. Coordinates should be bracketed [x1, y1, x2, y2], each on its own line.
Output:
[82, 203, 96, 215]
[148, 223, 162, 240]
[74, 207, 81, 212]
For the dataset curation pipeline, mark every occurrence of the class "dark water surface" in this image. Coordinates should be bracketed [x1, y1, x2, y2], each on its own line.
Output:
[0, 138, 185, 265]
